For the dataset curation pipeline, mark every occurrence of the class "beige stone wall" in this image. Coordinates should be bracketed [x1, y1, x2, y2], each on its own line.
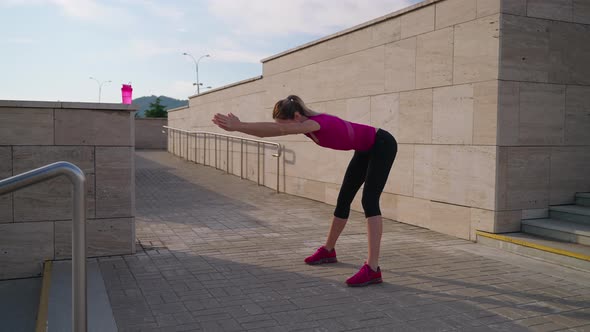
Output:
[168, 0, 502, 241]
[496, 0, 590, 222]
[136, 118, 167, 149]
[169, 0, 589, 241]
[0, 100, 136, 279]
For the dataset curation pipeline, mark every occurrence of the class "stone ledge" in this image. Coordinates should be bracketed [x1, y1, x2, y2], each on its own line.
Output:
[189, 75, 264, 99]
[261, 0, 443, 63]
[0, 100, 137, 111]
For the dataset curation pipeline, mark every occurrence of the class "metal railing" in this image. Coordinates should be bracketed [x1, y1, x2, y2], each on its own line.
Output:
[0, 162, 87, 332]
[163, 126, 282, 193]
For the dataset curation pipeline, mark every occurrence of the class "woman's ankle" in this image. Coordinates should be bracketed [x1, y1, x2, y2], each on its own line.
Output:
[367, 260, 379, 271]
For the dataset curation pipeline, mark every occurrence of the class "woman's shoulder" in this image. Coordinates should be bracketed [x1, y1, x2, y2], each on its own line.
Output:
[309, 112, 336, 118]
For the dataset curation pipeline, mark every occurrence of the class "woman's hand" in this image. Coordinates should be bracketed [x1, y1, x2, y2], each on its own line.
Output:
[212, 113, 241, 132]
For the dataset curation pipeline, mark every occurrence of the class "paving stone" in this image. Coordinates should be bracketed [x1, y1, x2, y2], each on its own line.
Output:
[100, 151, 590, 331]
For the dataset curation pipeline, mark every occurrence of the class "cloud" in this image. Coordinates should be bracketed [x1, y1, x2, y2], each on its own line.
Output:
[207, 0, 419, 37]
[118, 0, 184, 20]
[5, 37, 37, 44]
[143, 1, 184, 20]
[126, 0, 419, 64]
[1, 0, 184, 22]
[200, 0, 421, 64]
[127, 38, 267, 64]
[1, 0, 139, 24]
[0, 0, 45, 5]
[128, 40, 181, 57]
[51, 0, 113, 20]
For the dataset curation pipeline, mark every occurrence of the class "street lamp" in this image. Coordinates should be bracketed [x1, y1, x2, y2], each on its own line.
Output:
[182, 53, 210, 94]
[89, 77, 111, 103]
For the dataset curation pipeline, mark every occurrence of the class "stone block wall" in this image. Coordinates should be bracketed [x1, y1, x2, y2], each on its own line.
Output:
[0, 100, 136, 279]
[135, 118, 168, 149]
[495, 0, 590, 226]
[168, 0, 590, 241]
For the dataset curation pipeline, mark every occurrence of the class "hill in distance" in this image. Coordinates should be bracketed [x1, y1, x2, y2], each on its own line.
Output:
[133, 95, 188, 117]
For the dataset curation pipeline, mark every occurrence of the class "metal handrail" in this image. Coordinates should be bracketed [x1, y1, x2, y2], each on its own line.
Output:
[0, 162, 87, 332]
[163, 126, 282, 193]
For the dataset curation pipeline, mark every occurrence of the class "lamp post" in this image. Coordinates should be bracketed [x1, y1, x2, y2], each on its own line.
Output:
[89, 77, 111, 103]
[182, 53, 210, 94]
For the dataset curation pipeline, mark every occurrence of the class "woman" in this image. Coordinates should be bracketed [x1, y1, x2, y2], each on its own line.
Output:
[212, 95, 397, 287]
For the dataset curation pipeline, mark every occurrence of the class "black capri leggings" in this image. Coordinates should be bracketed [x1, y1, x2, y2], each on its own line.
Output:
[334, 129, 397, 219]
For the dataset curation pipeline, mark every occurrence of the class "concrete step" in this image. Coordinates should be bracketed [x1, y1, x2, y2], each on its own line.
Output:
[577, 192, 590, 207]
[40, 259, 117, 332]
[0, 277, 42, 332]
[550, 205, 590, 225]
[522, 218, 590, 245]
[476, 231, 590, 272]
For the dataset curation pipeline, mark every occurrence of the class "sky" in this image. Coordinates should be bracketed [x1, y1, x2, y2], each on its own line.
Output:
[0, 0, 421, 103]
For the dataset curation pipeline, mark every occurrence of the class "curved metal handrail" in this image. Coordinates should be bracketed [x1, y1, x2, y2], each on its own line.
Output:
[163, 126, 282, 193]
[0, 161, 87, 332]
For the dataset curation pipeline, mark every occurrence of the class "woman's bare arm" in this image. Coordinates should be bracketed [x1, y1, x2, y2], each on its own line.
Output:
[236, 121, 319, 137]
[212, 113, 319, 138]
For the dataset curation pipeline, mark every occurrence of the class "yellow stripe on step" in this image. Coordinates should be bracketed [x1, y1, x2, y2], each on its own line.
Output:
[476, 231, 590, 262]
[36, 260, 52, 332]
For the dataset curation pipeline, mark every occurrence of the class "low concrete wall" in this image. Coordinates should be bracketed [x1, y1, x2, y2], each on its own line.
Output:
[135, 118, 167, 149]
[0, 100, 136, 279]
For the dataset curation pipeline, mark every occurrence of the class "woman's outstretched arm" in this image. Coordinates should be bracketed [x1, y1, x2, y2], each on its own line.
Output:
[212, 113, 319, 138]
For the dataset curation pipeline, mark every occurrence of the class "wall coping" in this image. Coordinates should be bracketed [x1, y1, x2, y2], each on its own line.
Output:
[188, 75, 264, 99]
[166, 105, 190, 113]
[0, 99, 138, 111]
[261, 0, 442, 63]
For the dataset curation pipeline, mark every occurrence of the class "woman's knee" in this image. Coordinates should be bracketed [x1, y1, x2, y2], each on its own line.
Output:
[334, 207, 350, 219]
[361, 195, 381, 218]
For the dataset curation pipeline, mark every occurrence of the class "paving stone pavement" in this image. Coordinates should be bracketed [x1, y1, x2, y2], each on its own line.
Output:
[99, 151, 590, 332]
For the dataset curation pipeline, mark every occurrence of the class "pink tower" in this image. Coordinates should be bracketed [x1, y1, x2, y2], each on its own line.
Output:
[121, 84, 133, 104]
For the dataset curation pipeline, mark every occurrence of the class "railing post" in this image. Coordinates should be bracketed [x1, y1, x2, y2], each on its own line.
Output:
[276, 145, 280, 193]
[163, 127, 281, 194]
[214, 135, 218, 169]
[72, 170, 87, 332]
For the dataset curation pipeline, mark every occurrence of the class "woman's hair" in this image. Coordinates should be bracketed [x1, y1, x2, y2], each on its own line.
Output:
[272, 95, 317, 119]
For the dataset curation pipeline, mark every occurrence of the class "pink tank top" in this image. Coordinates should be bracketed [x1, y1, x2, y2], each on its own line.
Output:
[304, 113, 376, 151]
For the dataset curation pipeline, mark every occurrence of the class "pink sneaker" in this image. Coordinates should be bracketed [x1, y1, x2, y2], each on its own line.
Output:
[346, 263, 382, 287]
[304, 246, 337, 265]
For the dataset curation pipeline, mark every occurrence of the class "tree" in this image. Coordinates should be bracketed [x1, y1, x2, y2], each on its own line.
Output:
[145, 97, 168, 118]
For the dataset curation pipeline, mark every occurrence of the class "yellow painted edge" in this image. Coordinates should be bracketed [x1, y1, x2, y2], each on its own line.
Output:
[35, 260, 52, 332]
[476, 231, 590, 262]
